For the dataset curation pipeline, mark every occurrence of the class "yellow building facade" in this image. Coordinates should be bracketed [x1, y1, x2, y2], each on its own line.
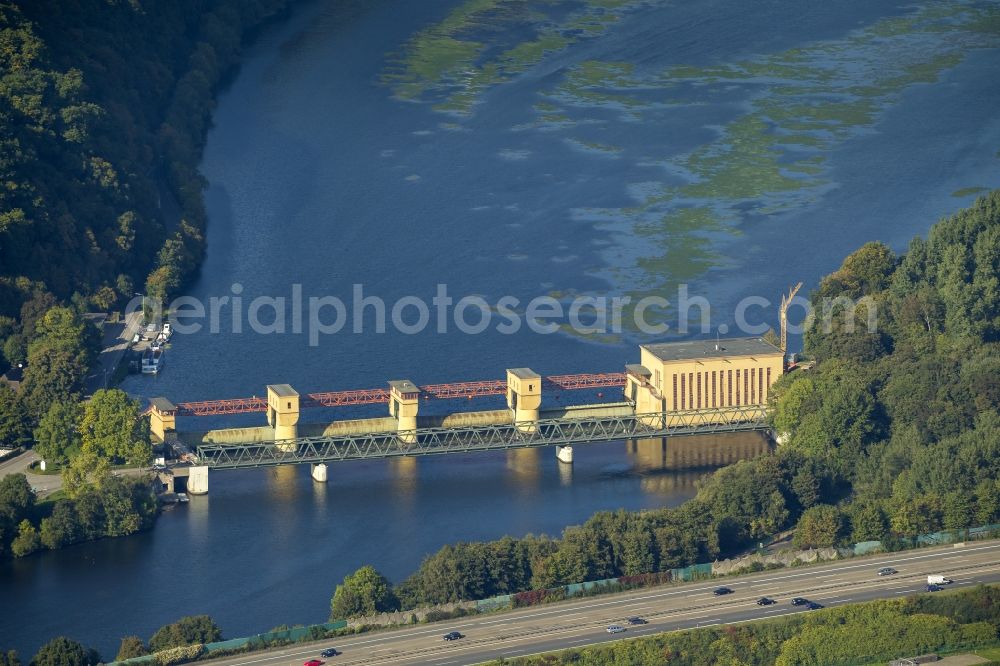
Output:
[627, 337, 784, 420]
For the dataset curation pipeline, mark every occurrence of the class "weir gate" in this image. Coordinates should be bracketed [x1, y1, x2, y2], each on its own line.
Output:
[149, 337, 785, 493]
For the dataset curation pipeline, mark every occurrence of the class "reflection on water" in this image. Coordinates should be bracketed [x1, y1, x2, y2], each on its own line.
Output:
[266, 465, 299, 502]
[627, 432, 772, 471]
[185, 492, 211, 543]
[557, 459, 573, 486]
[506, 448, 541, 486]
[311, 469, 328, 514]
[389, 456, 418, 507]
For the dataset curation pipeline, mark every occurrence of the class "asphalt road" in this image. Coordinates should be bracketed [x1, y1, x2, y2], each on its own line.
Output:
[198, 539, 1000, 666]
[85, 310, 142, 396]
[0, 451, 62, 497]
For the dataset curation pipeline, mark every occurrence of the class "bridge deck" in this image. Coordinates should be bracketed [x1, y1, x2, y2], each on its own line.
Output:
[193, 407, 769, 469]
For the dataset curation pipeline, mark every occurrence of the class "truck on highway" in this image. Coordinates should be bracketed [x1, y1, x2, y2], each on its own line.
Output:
[927, 575, 953, 585]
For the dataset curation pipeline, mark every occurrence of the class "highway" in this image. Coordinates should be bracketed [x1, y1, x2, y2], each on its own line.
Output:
[197, 539, 1000, 666]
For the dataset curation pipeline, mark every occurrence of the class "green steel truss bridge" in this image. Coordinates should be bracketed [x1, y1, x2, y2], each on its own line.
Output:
[194, 406, 770, 469]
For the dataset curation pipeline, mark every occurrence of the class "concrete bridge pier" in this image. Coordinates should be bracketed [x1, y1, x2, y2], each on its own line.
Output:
[390, 380, 420, 445]
[507, 368, 541, 433]
[187, 466, 209, 495]
[311, 463, 328, 483]
[148, 398, 178, 443]
[556, 445, 574, 464]
[267, 384, 300, 452]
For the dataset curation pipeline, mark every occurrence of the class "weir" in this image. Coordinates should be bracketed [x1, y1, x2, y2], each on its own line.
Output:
[148, 338, 789, 493]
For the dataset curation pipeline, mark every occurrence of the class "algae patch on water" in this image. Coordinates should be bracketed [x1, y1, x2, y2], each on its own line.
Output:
[537, 0, 1000, 313]
[381, 0, 649, 114]
[952, 187, 989, 197]
[379, 0, 1000, 337]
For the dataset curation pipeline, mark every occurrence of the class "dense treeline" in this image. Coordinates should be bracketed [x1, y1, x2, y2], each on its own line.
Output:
[329, 192, 1000, 615]
[0, 0, 293, 376]
[496, 585, 1000, 666]
[0, 613, 223, 665]
[0, 471, 157, 559]
[0, 387, 157, 558]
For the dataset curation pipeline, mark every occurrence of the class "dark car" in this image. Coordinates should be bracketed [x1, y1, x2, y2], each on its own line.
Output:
[756, 597, 776, 606]
[443, 631, 463, 641]
[927, 584, 943, 592]
[877, 567, 897, 576]
[320, 648, 340, 657]
[791, 597, 808, 606]
[806, 602, 824, 610]
[626, 617, 648, 625]
[713, 587, 734, 596]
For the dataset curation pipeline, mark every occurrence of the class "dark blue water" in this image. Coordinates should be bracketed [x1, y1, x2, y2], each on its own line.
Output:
[2, 0, 999, 658]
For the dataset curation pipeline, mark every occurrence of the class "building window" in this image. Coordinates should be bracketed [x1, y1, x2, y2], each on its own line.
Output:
[680, 373, 686, 409]
[765, 367, 771, 401]
[655, 369, 661, 392]
[689, 373, 694, 409]
[727, 370, 732, 405]
[712, 372, 717, 407]
[696, 372, 701, 408]
[743, 369, 749, 405]
[759, 368, 764, 405]
[735, 369, 741, 405]
[750, 368, 756, 404]
[672, 374, 678, 410]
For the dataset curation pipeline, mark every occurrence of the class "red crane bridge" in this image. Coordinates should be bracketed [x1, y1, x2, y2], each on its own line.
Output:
[173, 372, 627, 417]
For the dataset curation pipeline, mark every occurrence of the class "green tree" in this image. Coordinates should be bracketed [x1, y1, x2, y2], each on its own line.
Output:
[114, 636, 147, 661]
[329, 566, 400, 620]
[0, 473, 35, 520]
[79, 389, 151, 465]
[974, 480, 1000, 526]
[29, 637, 100, 666]
[793, 505, 844, 548]
[100, 476, 144, 537]
[148, 615, 222, 652]
[849, 501, 889, 542]
[10, 519, 40, 557]
[39, 501, 81, 549]
[0, 650, 20, 666]
[27, 307, 96, 364]
[942, 491, 974, 530]
[33, 401, 81, 466]
[19, 346, 87, 422]
[60, 449, 111, 499]
[790, 468, 820, 510]
[0, 386, 30, 450]
[770, 376, 815, 438]
[73, 490, 106, 540]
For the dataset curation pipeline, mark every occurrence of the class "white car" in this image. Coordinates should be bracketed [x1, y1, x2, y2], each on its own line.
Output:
[606, 625, 626, 634]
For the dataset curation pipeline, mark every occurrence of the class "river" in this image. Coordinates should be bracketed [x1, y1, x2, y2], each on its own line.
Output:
[2, 0, 999, 658]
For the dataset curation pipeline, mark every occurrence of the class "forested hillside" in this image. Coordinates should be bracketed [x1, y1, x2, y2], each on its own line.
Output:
[330, 191, 1000, 613]
[0, 0, 292, 373]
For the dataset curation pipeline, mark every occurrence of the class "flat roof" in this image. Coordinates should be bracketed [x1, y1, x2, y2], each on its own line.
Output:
[149, 397, 177, 412]
[389, 380, 420, 394]
[267, 384, 298, 397]
[642, 337, 782, 362]
[508, 368, 540, 380]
